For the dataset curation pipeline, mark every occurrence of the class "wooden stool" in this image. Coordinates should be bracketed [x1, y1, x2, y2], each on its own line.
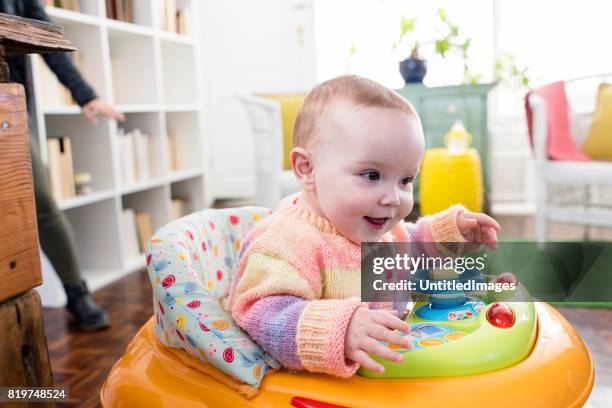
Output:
[0, 12, 75, 408]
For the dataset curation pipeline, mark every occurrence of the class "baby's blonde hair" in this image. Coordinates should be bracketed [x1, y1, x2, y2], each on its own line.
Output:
[293, 74, 417, 148]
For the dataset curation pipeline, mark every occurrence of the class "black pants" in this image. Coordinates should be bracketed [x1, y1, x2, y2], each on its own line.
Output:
[30, 132, 82, 286]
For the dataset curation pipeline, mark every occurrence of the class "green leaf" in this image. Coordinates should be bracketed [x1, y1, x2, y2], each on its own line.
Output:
[400, 15, 415, 37]
[470, 75, 482, 85]
[437, 8, 447, 22]
[461, 39, 471, 52]
[493, 52, 531, 87]
[450, 25, 459, 37]
[494, 58, 504, 71]
[435, 39, 450, 56]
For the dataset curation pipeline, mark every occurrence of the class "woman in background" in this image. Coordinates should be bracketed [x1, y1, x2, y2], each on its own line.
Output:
[1, 0, 125, 330]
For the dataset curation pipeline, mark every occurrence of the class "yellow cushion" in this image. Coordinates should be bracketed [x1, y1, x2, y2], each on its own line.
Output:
[582, 83, 612, 160]
[262, 94, 306, 170]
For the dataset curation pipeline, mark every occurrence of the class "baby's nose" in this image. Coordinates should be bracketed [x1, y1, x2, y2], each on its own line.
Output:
[380, 188, 401, 206]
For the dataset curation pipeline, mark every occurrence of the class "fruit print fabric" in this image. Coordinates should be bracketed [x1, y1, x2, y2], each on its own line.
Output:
[147, 206, 278, 387]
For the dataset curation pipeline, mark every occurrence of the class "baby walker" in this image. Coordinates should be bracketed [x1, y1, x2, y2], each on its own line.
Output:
[100, 207, 594, 408]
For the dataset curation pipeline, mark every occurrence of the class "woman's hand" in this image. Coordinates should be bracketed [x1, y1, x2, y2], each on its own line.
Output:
[456, 210, 501, 250]
[345, 308, 412, 373]
[82, 98, 125, 124]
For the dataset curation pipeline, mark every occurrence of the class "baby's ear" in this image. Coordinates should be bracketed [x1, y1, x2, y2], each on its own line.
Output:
[291, 147, 315, 191]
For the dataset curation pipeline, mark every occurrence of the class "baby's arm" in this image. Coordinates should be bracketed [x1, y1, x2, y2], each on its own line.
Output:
[403, 204, 468, 244]
[229, 253, 365, 377]
[402, 205, 500, 250]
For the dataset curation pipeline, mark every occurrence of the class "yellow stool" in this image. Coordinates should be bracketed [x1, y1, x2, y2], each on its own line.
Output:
[419, 147, 483, 215]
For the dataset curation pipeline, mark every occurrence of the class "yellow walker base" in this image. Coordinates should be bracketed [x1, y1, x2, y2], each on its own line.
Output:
[101, 303, 593, 408]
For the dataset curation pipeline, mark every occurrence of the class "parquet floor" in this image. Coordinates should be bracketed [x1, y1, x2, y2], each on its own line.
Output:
[42, 269, 612, 407]
[42, 269, 152, 408]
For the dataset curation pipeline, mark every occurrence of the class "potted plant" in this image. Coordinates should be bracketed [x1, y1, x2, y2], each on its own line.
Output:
[394, 16, 426, 83]
[394, 9, 476, 84]
[494, 52, 530, 87]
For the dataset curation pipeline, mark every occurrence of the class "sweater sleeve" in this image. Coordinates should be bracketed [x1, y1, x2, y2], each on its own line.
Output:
[229, 252, 366, 377]
[401, 205, 468, 258]
[404, 205, 467, 243]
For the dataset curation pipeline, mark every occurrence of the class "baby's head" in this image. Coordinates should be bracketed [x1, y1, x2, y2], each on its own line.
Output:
[291, 74, 425, 243]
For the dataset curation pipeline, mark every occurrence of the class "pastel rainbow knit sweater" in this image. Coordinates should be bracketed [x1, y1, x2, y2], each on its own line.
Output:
[227, 194, 466, 378]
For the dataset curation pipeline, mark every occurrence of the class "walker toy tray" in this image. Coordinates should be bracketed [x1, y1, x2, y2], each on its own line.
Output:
[358, 271, 537, 378]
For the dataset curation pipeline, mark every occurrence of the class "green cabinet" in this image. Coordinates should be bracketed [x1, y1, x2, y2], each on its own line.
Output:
[396, 83, 496, 206]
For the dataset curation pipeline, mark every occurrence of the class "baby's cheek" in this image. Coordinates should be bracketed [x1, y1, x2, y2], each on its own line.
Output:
[331, 183, 361, 207]
[399, 194, 414, 216]
[345, 197, 371, 218]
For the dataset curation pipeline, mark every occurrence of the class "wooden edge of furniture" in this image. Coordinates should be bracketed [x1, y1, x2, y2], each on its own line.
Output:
[0, 13, 75, 56]
[0, 82, 42, 303]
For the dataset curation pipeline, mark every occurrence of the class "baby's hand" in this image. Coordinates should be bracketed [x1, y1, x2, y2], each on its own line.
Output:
[456, 210, 501, 250]
[345, 308, 412, 373]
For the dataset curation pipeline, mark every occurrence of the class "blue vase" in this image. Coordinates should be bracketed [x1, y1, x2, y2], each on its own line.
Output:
[399, 56, 427, 84]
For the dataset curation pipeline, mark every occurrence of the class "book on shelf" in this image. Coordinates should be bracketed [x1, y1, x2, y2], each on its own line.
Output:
[132, 129, 151, 182]
[52, 0, 81, 12]
[107, 0, 133, 23]
[122, 208, 141, 257]
[176, 6, 191, 35]
[124, 0, 133, 22]
[47, 137, 76, 201]
[114, 0, 124, 21]
[135, 212, 154, 253]
[161, 0, 191, 35]
[118, 128, 136, 186]
[167, 130, 178, 171]
[119, 128, 154, 187]
[110, 57, 122, 102]
[163, 0, 176, 33]
[105, 0, 115, 19]
[171, 198, 188, 220]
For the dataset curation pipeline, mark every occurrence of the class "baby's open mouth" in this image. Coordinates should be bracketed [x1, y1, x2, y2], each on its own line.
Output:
[364, 216, 389, 229]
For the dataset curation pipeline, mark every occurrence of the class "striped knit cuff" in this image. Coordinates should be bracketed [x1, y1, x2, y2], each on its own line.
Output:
[368, 302, 394, 311]
[296, 298, 366, 377]
[429, 205, 467, 243]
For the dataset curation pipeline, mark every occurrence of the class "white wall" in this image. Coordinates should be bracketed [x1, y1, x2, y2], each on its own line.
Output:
[495, 0, 612, 83]
[199, 0, 317, 200]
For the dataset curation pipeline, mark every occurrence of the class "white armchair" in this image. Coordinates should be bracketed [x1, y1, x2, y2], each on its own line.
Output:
[238, 95, 301, 209]
[529, 74, 612, 243]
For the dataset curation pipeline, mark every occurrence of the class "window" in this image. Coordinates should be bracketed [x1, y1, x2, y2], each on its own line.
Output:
[314, 0, 494, 88]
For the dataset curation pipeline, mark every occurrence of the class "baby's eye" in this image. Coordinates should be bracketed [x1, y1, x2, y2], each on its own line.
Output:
[400, 176, 414, 186]
[362, 171, 380, 181]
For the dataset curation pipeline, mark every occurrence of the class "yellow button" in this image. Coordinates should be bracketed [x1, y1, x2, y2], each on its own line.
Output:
[445, 332, 466, 341]
[388, 343, 405, 350]
[418, 339, 444, 347]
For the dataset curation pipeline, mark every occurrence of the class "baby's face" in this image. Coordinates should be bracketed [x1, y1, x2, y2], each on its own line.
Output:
[309, 101, 425, 243]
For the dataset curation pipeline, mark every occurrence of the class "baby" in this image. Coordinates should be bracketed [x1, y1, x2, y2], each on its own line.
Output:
[227, 75, 500, 376]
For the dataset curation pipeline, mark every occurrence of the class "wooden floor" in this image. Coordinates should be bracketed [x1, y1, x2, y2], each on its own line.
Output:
[42, 269, 612, 407]
[42, 269, 153, 408]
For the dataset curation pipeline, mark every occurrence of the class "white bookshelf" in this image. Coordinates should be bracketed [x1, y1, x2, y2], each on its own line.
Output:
[30, 0, 209, 307]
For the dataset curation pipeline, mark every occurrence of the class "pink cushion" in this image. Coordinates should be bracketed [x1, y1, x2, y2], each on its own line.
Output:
[524, 81, 591, 161]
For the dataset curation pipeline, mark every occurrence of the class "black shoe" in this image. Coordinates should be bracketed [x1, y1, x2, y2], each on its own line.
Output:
[63, 280, 110, 331]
